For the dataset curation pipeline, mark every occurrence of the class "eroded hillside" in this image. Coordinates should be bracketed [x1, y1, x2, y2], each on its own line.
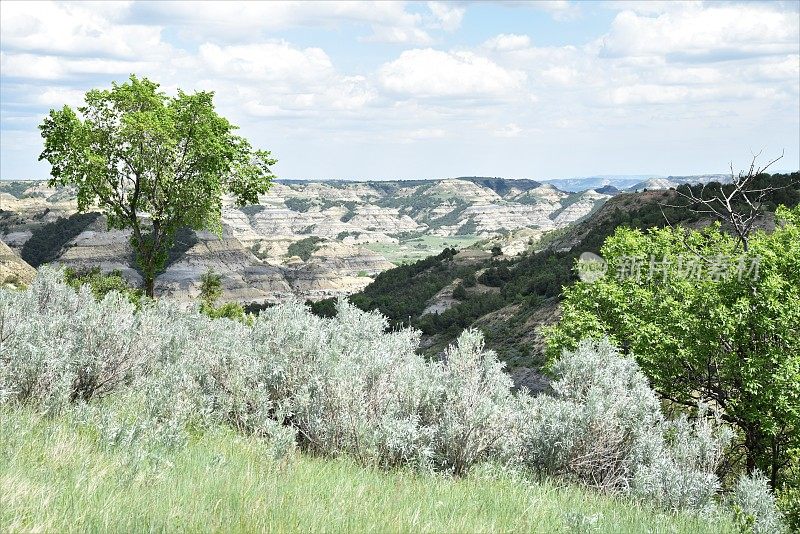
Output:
[316, 173, 799, 391]
[0, 177, 611, 304]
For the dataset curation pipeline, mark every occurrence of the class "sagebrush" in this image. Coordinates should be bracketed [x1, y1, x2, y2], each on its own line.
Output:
[0, 269, 784, 528]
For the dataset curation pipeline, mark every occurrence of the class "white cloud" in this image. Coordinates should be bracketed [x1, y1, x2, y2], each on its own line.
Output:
[0, 52, 152, 80]
[540, 66, 579, 85]
[599, 4, 799, 61]
[391, 127, 448, 145]
[1, 14, 380, 136]
[362, 25, 433, 45]
[409, 128, 447, 139]
[609, 84, 705, 105]
[601, 1, 701, 16]
[649, 65, 722, 85]
[484, 34, 531, 52]
[242, 101, 317, 118]
[195, 42, 379, 116]
[493, 123, 523, 137]
[134, 1, 410, 31]
[324, 76, 378, 110]
[426, 2, 465, 32]
[378, 48, 526, 98]
[1, 0, 797, 181]
[505, 0, 580, 21]
[745, 55, 800, 82]
[132, 1, 455, 45]
[36, 87, 91, 107]
[198, 42, 334, 85]
[0, 1, 167, 59]
[0, 53, 64, 79]
[477, 3, 799, 115]
[534, 1, 580, 21]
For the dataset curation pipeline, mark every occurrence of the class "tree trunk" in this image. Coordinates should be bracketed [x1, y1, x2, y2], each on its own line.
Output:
[744, 425, 760, 475]
[145, 275, 155, 298]
[770, 437, 779, 489]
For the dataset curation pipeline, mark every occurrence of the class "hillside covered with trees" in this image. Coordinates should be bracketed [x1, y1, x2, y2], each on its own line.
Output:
[313, 172, 799, 368]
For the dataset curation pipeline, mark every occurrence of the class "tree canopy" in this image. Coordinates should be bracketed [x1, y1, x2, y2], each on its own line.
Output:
[39, 75, 276, 296]
[546, 205, 800, 491]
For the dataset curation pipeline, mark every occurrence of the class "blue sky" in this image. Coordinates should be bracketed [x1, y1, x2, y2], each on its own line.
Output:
[1, 1, 798, 181]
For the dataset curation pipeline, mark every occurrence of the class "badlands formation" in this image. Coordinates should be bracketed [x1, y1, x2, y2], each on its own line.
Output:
[0, 177, 612, 304]
[0, 240, 35, 288]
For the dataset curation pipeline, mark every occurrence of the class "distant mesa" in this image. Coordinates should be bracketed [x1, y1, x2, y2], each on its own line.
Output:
[593, 185, 620, 195]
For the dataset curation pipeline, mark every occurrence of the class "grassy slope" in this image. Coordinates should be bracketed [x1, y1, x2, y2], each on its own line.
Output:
[1, 407, 733, 533]
[366, 235, 481, 265]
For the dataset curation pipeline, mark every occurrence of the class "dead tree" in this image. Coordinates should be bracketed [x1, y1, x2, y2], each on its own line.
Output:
[665, 150, 793, 251]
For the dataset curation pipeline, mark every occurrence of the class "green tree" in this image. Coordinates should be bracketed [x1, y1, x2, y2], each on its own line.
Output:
[199, 268, 223, 308]
[452, 282, 467, 300]
[546, 205, 800, 490]
[63, 267, 143, 307]
[39, 75, 276, 297]
[197, 268, 246, 322]
[287, 236, 323, 262]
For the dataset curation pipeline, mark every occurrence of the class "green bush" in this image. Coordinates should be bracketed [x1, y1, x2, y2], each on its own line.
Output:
[287, 237, 323, 261]
[456, 218, 478, 236]
[284, 198, 314, 213]
[198, 268, 246, 322]
[547, 206, 800, 495]
[452, 283, 467, 300]
[479, 265, 512, 287]
[64, 267, 142, 307]
[337, 231, 360, 240]
[202, 301, 247, 322]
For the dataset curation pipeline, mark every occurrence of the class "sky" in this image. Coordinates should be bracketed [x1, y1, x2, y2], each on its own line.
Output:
[1, 0, 799, 181]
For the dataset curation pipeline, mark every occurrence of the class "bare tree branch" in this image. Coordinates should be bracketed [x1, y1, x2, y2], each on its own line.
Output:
[659, 151, 792, 252]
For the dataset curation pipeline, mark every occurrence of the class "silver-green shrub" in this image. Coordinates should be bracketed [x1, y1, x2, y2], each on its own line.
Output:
[252, 299, 440, 468]
[249, 302, 516, 473]
[731, 471, 785, 534]
[518, 338, 663, 490]
[431, 329, 519, 475]
[0, 270, 784, 523]
[631, 406, 732, 513]
[518, 339, 735, 514]
[0, 269, 515, 474]
[0, 271, 148, 411]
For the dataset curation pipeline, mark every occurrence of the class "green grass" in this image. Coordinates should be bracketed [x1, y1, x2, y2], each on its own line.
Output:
[0, 407, 734, 533]
[367, 235, 481, 265]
